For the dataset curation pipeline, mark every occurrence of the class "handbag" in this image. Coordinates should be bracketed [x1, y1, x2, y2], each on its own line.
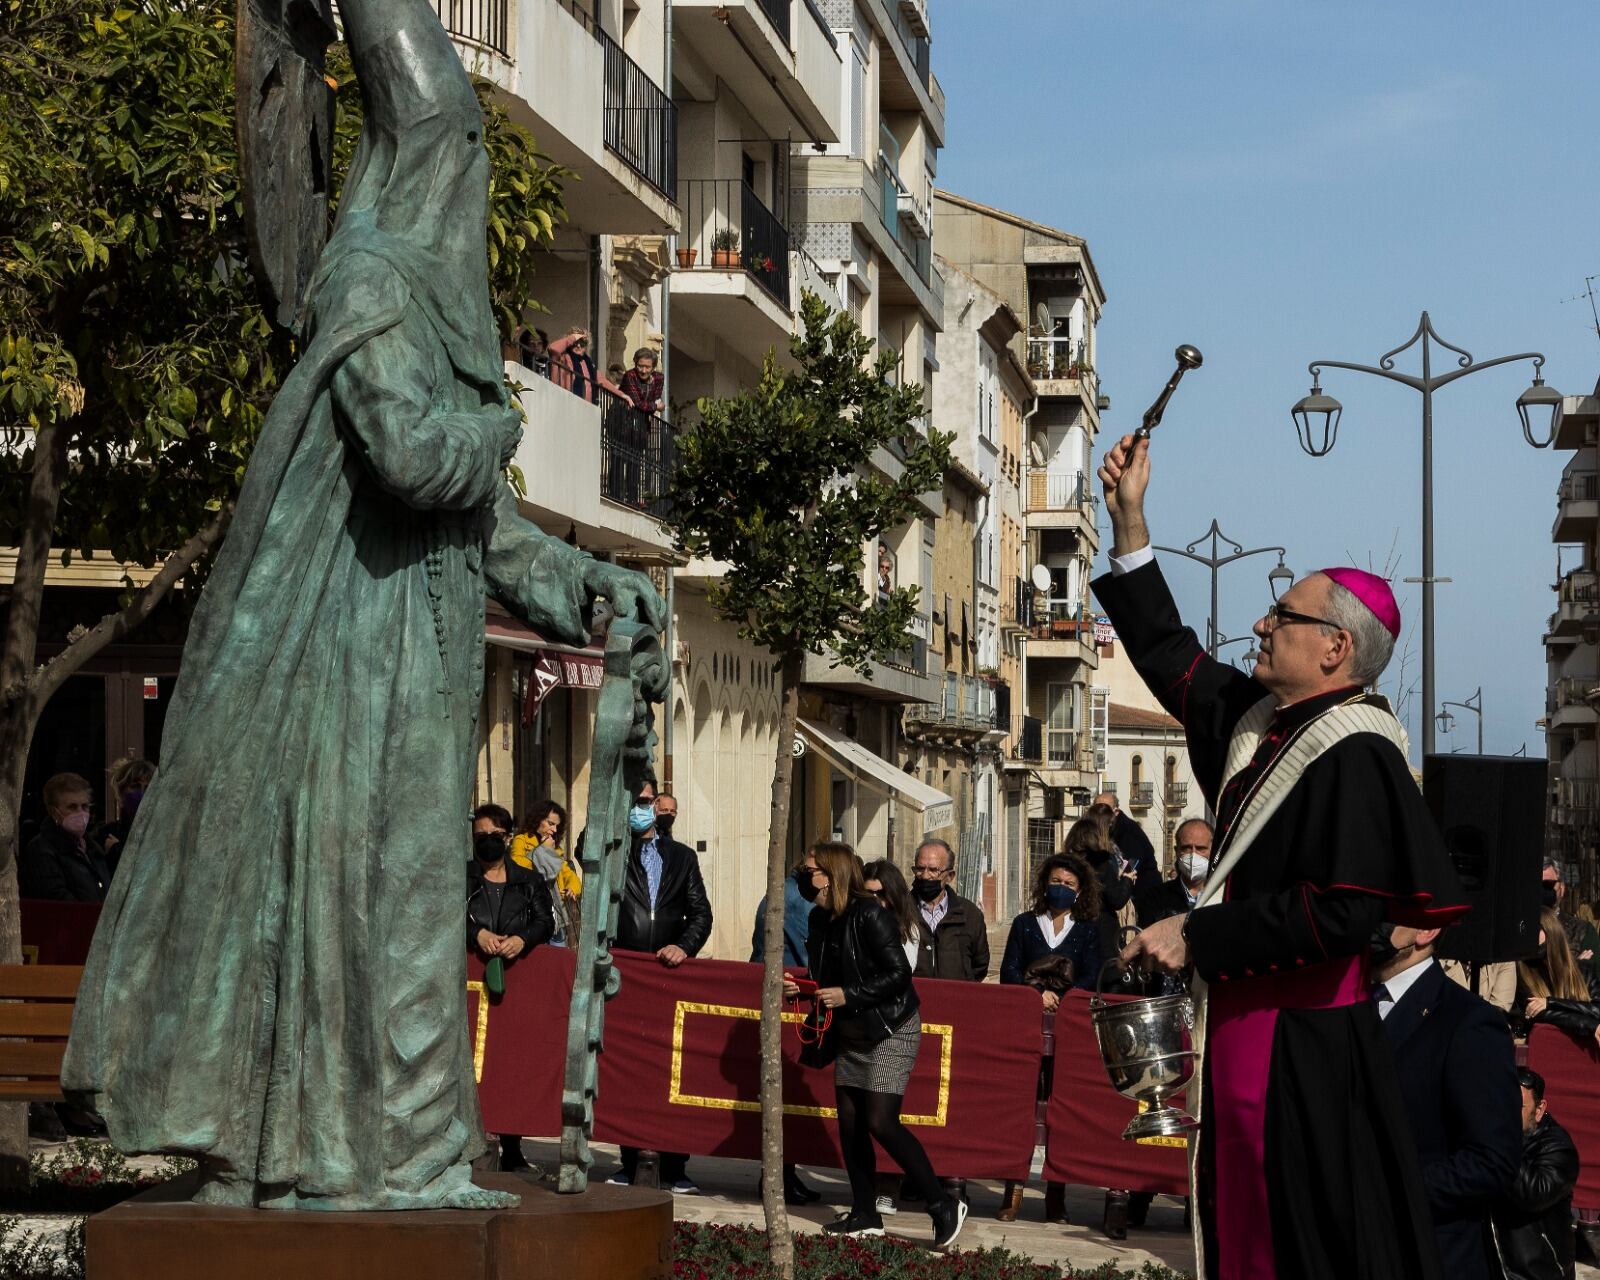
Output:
[796, 998, 838, 1069]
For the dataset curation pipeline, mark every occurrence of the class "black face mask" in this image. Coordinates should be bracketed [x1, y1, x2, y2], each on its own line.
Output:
[1541, 883, 1559, 909]
[474, 831, 507, 864]
[912, 877, 945, 904]
[655, 813, 676, 836]
[793, 866, 822, 903]
[1368, 921, 1413, 967]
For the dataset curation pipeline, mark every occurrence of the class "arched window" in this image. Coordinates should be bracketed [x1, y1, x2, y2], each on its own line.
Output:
[1131, 754, 1143, 785]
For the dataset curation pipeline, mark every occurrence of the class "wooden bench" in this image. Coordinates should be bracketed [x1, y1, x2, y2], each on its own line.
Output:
[0, 965, 83, 1102]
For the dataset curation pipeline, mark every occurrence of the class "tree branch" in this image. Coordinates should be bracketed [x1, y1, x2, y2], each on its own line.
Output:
[1, 416, 68, 710]
[28, 503, 234, 711]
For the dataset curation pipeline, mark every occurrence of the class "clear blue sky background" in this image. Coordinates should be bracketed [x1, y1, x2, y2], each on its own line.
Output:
[932, 0, 1600, 757]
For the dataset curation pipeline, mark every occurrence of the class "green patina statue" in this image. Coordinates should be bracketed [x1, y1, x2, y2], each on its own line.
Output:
[61, 0, 664, 1211]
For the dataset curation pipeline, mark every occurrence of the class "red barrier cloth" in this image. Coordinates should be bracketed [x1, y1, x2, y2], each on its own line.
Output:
[472, 950, 1040, 1178]
[466, 947, 571, 1138]
[1043, 989, 1190, 1196]
[20, 899, 102, 965]
[593, 953, 1043, 1179]
[1527, 1024, 1600, 1212]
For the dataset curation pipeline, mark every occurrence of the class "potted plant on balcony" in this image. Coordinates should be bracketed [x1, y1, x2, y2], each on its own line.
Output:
[711, 227, 740, 268]
[675, 246, 697, 268]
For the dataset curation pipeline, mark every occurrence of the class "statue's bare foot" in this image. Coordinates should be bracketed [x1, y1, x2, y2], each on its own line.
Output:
[436, 1184, 520, 1210]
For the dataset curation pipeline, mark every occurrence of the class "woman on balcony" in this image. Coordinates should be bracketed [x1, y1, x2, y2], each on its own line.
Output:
[548, 327, 623, 404]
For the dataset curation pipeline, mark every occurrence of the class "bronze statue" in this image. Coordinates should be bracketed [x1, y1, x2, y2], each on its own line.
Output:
[63, 0, 664, 1211]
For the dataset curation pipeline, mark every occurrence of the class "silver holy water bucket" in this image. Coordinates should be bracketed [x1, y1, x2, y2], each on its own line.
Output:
[1088, 962, 1200, 1141]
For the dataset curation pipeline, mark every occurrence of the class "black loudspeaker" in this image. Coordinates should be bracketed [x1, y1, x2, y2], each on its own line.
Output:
[1423, 755, 1545, 965]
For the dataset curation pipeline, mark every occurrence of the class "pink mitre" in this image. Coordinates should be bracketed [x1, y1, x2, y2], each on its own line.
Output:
[1319, 567, 1401, 639]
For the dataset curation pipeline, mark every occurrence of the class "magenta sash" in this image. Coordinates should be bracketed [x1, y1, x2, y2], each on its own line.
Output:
[1206, 955, 1369, 1279]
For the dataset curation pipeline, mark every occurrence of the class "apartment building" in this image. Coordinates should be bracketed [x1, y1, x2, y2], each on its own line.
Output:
[929, 262, 1034, 920]
[933, 191, 1109, 908]
[1543, 385, 1600, 900]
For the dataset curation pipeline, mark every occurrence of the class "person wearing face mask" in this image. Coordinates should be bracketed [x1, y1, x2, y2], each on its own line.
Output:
[467, 807, 554, 1174]
[93, 757, 156, 879]
[996, 853, 1103, 1224]
[21, 773, 111, 903]
[909, 839, 989, 984]
[749, 851, 828, 1208]
[1135, 818, 1213, 928]
[1369, 919, 1520, 1280]
[609, 780, 712, 1194]
[1515, 907, 1600, 1047]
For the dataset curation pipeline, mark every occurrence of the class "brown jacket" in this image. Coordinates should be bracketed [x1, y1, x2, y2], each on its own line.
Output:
[912, 889, 990, 982]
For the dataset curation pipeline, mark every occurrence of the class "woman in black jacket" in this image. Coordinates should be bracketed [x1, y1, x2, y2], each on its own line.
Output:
[1068, 812, 1133, 961]
[467, 824, 555, 1172]
[784, 842, 966, 1250]
[1517, 907, 1600, 1047]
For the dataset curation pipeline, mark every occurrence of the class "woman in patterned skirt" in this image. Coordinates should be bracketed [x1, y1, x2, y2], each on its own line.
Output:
[785, 842, 967, 1249]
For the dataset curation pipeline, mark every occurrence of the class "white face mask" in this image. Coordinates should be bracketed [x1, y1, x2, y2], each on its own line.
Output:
[1177, 853, 1209, 883]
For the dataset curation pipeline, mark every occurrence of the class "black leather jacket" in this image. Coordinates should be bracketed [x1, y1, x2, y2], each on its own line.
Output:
[467, 860, 555, 952]
[1492, 1113, 1579, 1280]
[805, 897, 918, 1045]
[616, 836, 712, 956]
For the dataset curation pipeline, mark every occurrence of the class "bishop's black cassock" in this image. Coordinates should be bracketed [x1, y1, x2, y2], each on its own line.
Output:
[1093, 560, 1468, 1280]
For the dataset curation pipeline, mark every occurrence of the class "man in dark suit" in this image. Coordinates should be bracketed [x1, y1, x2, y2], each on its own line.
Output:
[1134, 817, 1211, 927]
[1373, 922, 1521, 1280]
[606, 780, 712, 1193]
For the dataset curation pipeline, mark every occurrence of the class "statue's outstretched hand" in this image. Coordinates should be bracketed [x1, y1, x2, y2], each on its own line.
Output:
[581, 561, 666, 633]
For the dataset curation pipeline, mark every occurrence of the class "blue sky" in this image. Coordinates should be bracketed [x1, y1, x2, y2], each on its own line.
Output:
[932, 0, 1600, 756]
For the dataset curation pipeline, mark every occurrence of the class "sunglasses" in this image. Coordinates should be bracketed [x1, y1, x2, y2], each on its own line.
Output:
[1263, 603, 1341, 631]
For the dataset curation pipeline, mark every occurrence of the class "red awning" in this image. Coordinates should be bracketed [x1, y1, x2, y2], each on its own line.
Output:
[484, 614, 606, 723]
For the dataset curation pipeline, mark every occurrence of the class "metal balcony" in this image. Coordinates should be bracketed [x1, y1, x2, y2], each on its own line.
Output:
[597, 388, 676, 519]
[601, 27, 678, 197]
[1129, 781, 1155, 809]
[675, 178, 791, 307]
[1165, 781, 1189, 810]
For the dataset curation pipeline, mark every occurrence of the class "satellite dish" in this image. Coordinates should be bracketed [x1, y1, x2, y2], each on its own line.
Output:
[1030, 563, 1052, 593]
[1034, 302, 1051, 334]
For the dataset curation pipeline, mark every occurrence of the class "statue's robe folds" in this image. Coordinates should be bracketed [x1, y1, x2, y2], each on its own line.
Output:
[63, 239, 595, 1210]
[1093, 561, 1468, 1280]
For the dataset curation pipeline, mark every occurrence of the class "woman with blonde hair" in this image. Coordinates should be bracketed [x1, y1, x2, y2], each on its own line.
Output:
[785, 842, 965, 1249]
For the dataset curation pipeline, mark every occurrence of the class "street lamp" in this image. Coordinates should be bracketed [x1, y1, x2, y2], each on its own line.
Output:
[1216, 634, 1262, 669]
[1435, 686, 1483, 755]
[1154, 519, 1293, 659]
[1291, 311, 1559, 757]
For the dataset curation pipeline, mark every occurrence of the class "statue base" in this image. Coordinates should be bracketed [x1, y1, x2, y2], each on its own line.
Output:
[86, 1170, 673, 1280]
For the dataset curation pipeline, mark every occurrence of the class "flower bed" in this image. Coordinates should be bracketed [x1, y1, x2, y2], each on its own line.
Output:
[673, 1222, 1191, 1280]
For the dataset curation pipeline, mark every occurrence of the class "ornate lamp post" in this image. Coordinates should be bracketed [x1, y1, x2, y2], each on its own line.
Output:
[1154, 520, 1292, 659]
[1290, 312, 1560, 757]
[1436, 686, 1483, 755]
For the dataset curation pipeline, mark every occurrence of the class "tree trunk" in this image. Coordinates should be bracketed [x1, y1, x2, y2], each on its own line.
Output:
[758, 651, 805, 1279]
[0, 502, 231, 1188]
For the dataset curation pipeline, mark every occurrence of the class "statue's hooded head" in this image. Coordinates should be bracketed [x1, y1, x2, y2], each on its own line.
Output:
[319, 0, 502, 389]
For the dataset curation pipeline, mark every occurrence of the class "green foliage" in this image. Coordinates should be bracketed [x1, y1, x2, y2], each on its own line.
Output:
[671, 1222, 1193, 1280]
[0, 1216, 84, 1280]
[665, 292, 952, 676]
[0, 0, 567, 577]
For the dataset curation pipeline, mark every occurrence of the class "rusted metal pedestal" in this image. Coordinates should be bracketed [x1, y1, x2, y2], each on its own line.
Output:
[86, 1172, 673, 1280]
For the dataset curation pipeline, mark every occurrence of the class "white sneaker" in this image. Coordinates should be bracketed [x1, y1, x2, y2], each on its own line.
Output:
[605, 1170, 631, 1186]
[875, 1194, 898, 1216]
[670, 1178, 701, 1195]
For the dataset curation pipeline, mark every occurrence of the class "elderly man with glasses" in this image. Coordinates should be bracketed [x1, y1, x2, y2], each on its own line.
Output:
[1093, 433, 1468, 1280]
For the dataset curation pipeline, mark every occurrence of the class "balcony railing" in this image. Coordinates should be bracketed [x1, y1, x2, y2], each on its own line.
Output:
[1165, 781, 1190, 810]
[1045, 727, 1078, 768]
[432, 0, 511, 54]
[1027, 469, 1098, 517]
[676, 179, 791, 307]
[1555, 676, 1600, 710]
[1029, 601, 1098, 655]
[1554, 778, 1600, 814]
[1006, 715, 1043, 764]
[907, 676, 995, 735]
[598, 388, 675, 518]
[873, 153, 933, 286]
[601, 28, 677, 197]
[1560, 571, 1600, 605]
[1560, 471, 1598, 503]
[1026, 337, 1099, 400]
[1129, 781, 1155, 809]
[755, 0, 791, 45]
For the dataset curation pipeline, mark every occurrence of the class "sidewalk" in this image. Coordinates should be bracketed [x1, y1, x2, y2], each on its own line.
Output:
[521, 1138, 1600, 1278]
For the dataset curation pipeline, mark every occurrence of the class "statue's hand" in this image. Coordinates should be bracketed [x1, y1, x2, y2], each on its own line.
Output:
[582, 561, 665, 632]
[494, 404, 525, 468]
